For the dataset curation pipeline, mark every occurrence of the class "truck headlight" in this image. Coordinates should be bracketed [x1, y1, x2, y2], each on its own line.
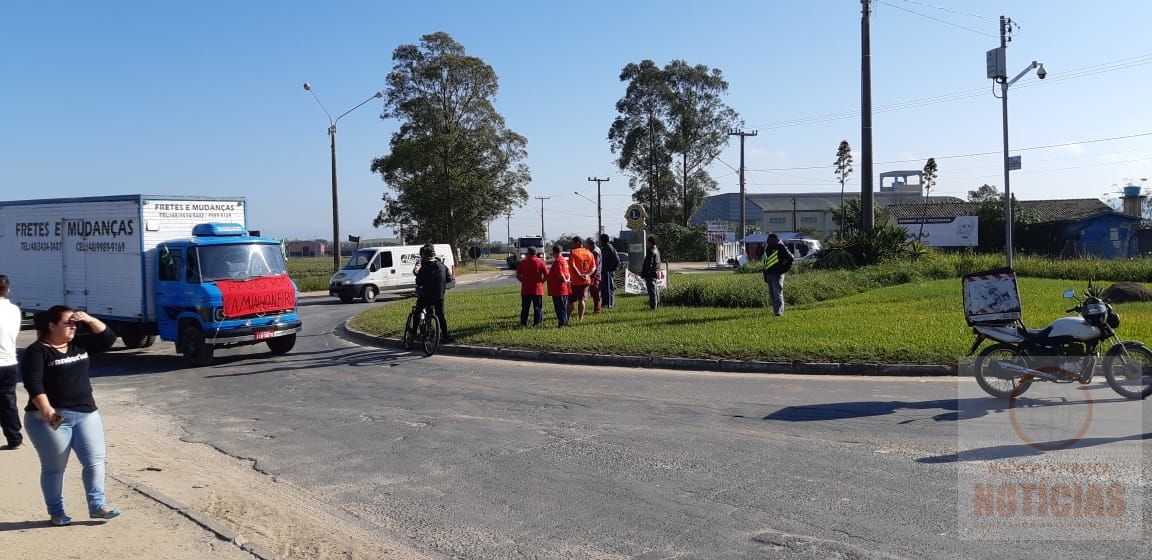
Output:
[198, 307, 225, 323]
[342, 279, 353, 285]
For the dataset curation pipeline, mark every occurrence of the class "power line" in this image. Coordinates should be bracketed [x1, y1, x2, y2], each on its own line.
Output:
[876, 0, 995, 36]
[749, 53, 1152, 130]
[896, 0, 996, 20]
[741, 131, 1152, 172]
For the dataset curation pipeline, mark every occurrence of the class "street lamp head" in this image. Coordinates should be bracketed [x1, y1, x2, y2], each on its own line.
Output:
[1036, 63, 1046, 80]
[303, 82, 312, 91]
[373, 91, 383, 98]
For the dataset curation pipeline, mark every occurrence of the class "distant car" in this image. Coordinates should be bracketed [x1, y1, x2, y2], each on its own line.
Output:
[783, 239, 821, 260]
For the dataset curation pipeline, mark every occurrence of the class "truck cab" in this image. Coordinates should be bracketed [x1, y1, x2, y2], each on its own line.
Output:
[155, 223, 302, 365]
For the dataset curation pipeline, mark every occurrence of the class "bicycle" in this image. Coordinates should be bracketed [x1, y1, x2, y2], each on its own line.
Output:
[402, 301, 441, 356]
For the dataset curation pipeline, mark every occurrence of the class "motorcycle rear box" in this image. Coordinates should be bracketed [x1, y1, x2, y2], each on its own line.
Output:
[962, 267, 1022, 326]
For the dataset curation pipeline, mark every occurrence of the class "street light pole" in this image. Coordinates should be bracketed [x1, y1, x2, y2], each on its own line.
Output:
[987, 17, 1044, 268]
[587, 177, 609, 236]
[303, 83, 383, 273]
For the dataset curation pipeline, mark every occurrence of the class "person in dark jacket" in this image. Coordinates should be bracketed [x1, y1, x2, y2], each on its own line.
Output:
[640, 235, 661, 310]
[762, 233, 794, 316]
[414, 244, 451, 342]
[598, 234, 619, 310]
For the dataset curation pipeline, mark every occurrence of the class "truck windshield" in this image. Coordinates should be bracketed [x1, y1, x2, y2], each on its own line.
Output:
[190, 244, 288, 282]
[342, 250, 375, 270]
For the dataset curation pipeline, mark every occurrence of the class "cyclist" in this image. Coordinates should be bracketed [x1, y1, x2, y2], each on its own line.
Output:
[414, 244, 451, 342]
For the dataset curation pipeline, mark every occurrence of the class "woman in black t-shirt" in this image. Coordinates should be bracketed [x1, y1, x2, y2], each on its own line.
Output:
[21, 305, 120, 526]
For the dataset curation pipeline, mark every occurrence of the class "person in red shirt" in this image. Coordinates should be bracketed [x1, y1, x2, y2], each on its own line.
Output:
[567, 236, 596, 321]
[515, 246, 548, 327]
[546, 245, 571, 327]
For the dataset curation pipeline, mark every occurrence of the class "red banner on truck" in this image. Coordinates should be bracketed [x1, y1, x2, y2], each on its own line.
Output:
[215, 274, 296, 318]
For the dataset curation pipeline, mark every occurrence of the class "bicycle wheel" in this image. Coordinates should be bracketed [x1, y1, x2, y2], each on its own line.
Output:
[402, 309, 417, 350]
[422, 312, 441, 356]
[974, 343, 1033, 399]
[1103, 343, 1152, 400]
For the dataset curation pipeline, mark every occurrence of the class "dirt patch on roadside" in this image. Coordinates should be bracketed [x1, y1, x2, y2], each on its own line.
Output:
[99, 387, 431, 560]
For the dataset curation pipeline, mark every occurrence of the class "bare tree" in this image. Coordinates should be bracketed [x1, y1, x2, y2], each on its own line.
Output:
[918, 158, 938, 240]
[834, 140, 854, 238]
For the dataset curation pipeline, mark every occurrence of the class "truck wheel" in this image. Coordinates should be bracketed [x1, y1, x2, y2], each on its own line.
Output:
[339, 295, 354, 304]
[267, 333, 296, 355]
[362, 285, 378, 303]
[179, 326, 214, 367]
[121, 332, 156, 349]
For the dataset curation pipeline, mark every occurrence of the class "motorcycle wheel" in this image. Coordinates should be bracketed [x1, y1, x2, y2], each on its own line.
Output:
[1103, 343, 1152, 400]
[974, 343, 1033, 399]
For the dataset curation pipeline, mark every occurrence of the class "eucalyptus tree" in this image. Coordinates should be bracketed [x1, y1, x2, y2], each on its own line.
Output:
[609, 60, 674, 224]
[371, 32, 530, 255]
[663, 60, 741, 225]
[609, 59, 739, 226]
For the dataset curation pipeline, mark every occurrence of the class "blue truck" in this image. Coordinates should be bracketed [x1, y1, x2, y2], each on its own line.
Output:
[0, 195, 301, 366]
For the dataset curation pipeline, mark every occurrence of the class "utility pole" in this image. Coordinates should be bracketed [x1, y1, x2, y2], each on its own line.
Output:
[791, 197, 798, 232]
[860, 0, 875, 231]
[999, 14, 1014, 268]
[505, 211, 511, 245]
[729, 129, 758, 240]
[587, 176, 609, 236]
[535, 196, 551, 244]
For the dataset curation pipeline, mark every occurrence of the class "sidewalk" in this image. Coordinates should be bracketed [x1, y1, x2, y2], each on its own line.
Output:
[0, 425, 261, 559]
[1, 388, 431, 560]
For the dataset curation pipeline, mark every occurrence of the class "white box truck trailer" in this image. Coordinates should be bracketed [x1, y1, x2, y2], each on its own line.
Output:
[0, 195, 302, 366]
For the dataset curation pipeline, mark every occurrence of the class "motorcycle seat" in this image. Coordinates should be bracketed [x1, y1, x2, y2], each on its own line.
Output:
[1018, 326, 1052, 341]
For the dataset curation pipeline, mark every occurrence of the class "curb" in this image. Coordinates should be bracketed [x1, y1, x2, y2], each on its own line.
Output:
[110, 473, 279, 560]
[341, 325, 958, 376]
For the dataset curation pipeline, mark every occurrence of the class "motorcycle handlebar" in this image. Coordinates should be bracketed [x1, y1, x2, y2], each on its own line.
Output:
[1065, 307, 1079, 313]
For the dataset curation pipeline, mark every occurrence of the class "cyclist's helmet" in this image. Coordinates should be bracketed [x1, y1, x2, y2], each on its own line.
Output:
[419, 244, 436, 259]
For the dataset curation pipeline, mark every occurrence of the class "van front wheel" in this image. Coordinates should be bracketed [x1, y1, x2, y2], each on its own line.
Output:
[362, 286, 378, 303]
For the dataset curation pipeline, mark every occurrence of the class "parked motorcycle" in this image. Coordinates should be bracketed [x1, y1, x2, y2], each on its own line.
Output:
[968, 286, 1152, 400]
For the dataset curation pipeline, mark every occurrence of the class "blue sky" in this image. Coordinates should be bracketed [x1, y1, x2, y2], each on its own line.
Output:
[2, 1, 1149, 242]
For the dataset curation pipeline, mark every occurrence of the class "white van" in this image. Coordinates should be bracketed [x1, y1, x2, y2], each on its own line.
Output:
[783, 238, 822, 260]
[328, 244, 456, 303]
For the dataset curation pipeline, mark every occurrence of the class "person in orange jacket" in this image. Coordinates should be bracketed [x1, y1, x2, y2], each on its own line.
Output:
[567, 236, 596, 321]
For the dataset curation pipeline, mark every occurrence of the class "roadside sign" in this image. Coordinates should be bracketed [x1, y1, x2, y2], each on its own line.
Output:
[706, 222, 727, 233]
[468, 246, 482, 259]
[1008, 155, 1021, 171]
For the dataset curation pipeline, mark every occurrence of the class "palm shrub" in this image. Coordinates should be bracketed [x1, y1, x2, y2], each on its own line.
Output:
[813, 224, 910, 269]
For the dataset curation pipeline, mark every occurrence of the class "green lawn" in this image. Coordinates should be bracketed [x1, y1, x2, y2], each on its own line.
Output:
[347, 275, 1152, 365]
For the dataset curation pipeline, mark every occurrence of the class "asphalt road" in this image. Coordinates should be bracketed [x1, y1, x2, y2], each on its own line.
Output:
[83, 293, 1149, 560]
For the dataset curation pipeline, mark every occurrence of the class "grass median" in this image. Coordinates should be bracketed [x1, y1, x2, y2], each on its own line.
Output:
[346, 273, 1152, 365]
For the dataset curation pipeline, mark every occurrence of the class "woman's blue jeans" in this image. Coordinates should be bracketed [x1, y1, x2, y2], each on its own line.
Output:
[24, 409, 109, 517]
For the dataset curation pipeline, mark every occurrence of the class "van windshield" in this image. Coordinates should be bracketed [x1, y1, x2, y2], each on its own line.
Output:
[190, 243, 288, 282]
[342, 250, 375, 270]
